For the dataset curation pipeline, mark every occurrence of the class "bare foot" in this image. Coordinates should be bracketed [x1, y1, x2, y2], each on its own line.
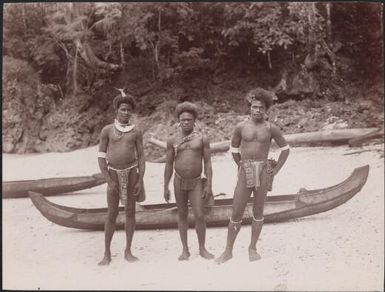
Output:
[124, 250, 139, 262]
[215, 250, 232, 264]
[178, 249, 191, 261]
[98, 254, 111, 266]
[248, 247, 261, 262]
[199, 248, 215, 260]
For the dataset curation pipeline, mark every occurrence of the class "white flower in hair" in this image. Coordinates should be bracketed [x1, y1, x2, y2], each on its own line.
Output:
[114, 87, 127, 97]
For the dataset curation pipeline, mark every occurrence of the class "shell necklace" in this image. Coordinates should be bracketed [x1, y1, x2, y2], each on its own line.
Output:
[113, 119, 135, 139]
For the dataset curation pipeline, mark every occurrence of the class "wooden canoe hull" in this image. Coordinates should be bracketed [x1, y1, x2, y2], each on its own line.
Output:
[3, 173, 106, 199]
[28, 165, 369, 230]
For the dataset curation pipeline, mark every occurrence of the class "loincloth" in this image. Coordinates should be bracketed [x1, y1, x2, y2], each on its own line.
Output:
[174, 171, 201, 191]
[239, 160, 265, 189]
[238, 159, 276, 192]
[108, 160, 146, 204]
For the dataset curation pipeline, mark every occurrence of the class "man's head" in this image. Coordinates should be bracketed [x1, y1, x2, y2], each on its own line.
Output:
[175, 102, 198, 120]
[249, 99, 267, 122]
[175, 102, 198, 133]
[245, 88, 273, 110]
[245, 88, 274, 122]
[113, 94, 136, 124]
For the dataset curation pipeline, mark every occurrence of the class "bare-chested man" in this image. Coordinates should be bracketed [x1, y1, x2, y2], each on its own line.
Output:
[164, 102, 215, 261]
[97, 93, 145, 265]
[215, 88, 290, 264]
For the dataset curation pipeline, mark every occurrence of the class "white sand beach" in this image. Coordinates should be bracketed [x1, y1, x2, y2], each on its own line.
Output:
[2, 144, 384, 291]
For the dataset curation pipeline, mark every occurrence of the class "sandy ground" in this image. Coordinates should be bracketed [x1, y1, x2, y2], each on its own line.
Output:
[2, 144, 384, 291]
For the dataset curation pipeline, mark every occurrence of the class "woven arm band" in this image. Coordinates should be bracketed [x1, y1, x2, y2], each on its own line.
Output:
[97, 152, 106, 159]
[229, 146, 240, 153]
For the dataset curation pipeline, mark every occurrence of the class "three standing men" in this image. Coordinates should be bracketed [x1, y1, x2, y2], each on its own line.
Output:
[97, 88, 289, 264]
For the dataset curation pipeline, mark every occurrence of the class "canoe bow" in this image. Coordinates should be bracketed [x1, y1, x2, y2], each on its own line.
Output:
[3, 173, 106, 199]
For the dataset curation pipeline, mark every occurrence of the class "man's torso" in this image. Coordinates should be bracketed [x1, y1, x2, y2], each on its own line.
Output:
[239, 120, 272, 161]
[173, 132, 204, 179]
[106, 124, 138, 168]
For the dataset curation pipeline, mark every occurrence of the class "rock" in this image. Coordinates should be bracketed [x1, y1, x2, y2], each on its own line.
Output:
[39, 129, 49, 141]
[322, 116, 348, 130]
[2, 141, 15, 153]
[358, 99, 373, 110]
[33, 140, 48, 153]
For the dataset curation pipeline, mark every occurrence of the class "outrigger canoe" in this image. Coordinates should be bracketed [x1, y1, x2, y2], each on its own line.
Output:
[28, 165, 369, 230]
[3, 173, 106, 199]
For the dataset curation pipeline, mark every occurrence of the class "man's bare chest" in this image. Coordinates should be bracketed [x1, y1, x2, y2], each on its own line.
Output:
[241, 125, 271, 143]
[109, 130, 137, 144]
[176, 137, 203, 152]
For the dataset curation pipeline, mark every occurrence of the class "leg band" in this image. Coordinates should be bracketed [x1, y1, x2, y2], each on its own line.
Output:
[252, 215, 264, 222]
[229, 217, 242, 224]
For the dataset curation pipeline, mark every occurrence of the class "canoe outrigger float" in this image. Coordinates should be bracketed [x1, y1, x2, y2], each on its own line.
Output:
[28, 165, 369, 231]
[3, 173, 106, 199]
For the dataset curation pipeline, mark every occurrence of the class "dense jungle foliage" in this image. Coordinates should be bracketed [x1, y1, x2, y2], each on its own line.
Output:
[2, 2, 384, 154]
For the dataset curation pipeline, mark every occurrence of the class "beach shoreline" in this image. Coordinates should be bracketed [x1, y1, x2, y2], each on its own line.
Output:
[3, 144, 384, 291]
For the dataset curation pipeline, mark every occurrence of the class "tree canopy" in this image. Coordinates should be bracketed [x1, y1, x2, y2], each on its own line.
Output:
[3, 2, 383, 100]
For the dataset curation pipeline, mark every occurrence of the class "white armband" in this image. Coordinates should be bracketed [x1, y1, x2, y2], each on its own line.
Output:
[229, 146, 240, 153]
[280, 145, 290, 151]
[97, 152, 106, 159]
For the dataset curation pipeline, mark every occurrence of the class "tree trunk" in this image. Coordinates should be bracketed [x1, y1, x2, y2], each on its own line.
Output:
[381, 4, 384, 36]
[154, 42, 159, 71]
[308, 3, 316, 50]
[153, 8, 161, 74]
[77, 39, 119, 70]
[326, 3, 332, 43]
[273, 69, 288, 95]
[120, 41, 125, 67]
[73, 41, 79, 96]
[149, 41, 156, 81]
[55, 39, 71, 60]
[105, 42, 112, 61]
[66, 2, 74, 24]
[149, 128, 380, 152]
[267, 51, 272, 70]
[21, 4, 27, 31]
[348, 128, 384, 147]
[319, 38, 337, 76]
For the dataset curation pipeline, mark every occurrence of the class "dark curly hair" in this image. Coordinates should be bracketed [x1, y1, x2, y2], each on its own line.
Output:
[113, 94, 136, 111]
[245, 88, 274, 109]
[175, 101, 198, 119]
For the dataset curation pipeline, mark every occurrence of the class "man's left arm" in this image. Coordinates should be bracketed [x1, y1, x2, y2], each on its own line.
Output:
[135, 128, 146, 184]
[271, 124, 290, 175]
[202, 135, 213, 198]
